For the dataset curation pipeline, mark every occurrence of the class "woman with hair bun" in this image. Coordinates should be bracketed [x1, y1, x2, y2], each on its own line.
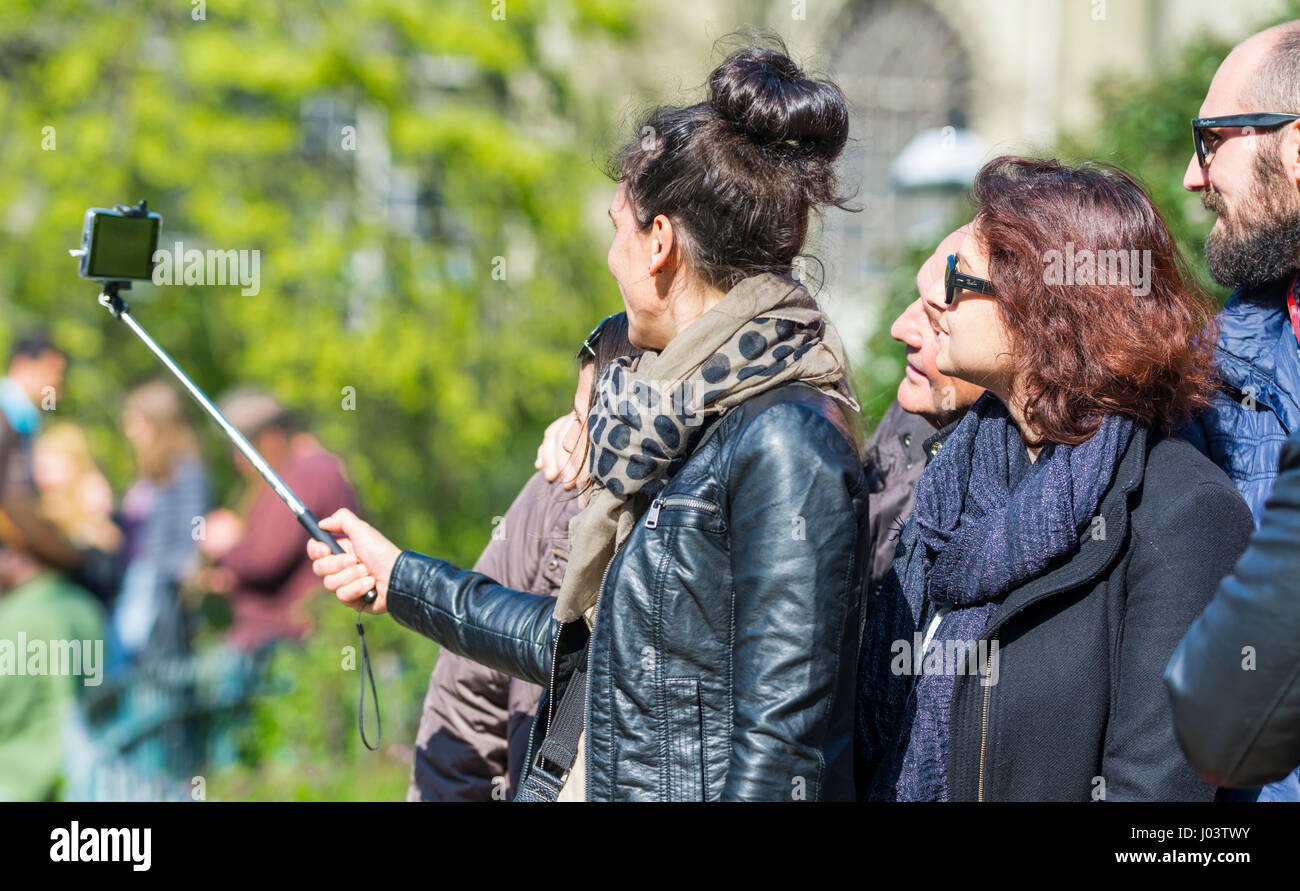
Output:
[308, 40, 869, 801]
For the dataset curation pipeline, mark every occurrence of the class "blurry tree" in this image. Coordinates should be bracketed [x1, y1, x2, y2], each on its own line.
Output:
[0, 0, 642, 798]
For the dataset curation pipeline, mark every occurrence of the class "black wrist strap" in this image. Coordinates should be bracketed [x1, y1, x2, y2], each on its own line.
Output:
[356, 616, 381, 751]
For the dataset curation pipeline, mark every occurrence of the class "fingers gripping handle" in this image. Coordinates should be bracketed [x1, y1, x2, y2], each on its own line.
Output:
[299, 509, 377, 605]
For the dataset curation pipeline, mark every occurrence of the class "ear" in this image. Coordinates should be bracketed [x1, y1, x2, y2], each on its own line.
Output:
[1287, 120, 1300, 188]
[648, 213, 676, 277]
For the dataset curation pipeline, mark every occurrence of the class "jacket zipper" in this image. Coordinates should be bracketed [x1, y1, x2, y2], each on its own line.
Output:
[644, 495, 719, 528]
[544, 619, 564, 735]
[977, 631, 999, 802]
[581, 551, 616, 799]
[519, 618, 564, 787]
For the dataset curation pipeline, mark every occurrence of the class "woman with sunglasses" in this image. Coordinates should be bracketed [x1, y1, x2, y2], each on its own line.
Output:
[308, 41, 868, 801]
[856, 156, 1256, 801]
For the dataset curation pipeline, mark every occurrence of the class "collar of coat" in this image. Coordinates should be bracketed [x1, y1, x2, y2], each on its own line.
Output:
[922, 417, 961, 464]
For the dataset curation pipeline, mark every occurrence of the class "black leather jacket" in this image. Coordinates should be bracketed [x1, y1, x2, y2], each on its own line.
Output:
[1166, 427, 1300, 788]
[386, 382, 869, 800]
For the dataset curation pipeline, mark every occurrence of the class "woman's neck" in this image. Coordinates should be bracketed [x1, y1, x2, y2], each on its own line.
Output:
[663, 279, 728, 345]
[995, 385, 1045, 463]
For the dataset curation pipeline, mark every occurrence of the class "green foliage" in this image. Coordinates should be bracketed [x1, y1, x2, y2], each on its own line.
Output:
[211, 596, 435, 801]
[0, 0, 641, 561]
[0, 0, 643, 799]
[1055, 32, 1234, 302]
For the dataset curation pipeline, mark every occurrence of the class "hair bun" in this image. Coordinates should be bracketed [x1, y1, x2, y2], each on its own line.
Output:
[707, 46, 849, 160]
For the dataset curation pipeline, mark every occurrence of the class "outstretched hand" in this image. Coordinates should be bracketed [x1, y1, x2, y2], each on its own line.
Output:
[306, 508, 401, 614]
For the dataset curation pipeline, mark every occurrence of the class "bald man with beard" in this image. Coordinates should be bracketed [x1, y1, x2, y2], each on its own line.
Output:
[1169, 20, 1300, 803]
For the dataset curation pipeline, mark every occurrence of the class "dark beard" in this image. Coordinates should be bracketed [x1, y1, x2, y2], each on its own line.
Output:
[1204, 148, 1300, 291]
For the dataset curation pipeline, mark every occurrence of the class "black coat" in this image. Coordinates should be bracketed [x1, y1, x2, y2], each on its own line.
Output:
[386, 382, 869, 800]
[1166, 427, 1300, 788]
[858, 424, 1255, 801]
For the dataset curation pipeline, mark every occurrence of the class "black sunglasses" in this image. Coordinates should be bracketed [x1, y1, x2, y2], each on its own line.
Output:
[578, 313, 617, 360]
[1192, 112, 1300, 167]
[945, 253, 996, 305]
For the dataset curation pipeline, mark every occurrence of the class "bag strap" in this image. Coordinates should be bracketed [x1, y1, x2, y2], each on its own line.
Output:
[535, 648, 589, 769]
[515, 645, 589, 802]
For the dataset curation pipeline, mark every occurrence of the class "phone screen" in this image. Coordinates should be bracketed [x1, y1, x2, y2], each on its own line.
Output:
[87, 212, 160, 280]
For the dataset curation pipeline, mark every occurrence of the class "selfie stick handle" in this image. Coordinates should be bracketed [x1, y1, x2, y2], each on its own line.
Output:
[97, 284, 377, 606]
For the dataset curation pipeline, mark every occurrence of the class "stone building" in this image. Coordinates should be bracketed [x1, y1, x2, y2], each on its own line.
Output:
[571, 0, 1288, 356]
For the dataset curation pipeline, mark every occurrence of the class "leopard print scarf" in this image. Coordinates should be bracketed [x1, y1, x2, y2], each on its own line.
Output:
[553, 272, 859, 622]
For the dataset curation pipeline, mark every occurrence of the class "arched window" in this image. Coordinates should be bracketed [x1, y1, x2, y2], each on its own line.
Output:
[819, 0, 973, 349]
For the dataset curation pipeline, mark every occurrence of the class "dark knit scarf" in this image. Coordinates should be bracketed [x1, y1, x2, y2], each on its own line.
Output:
[891, 391, 1135, 800]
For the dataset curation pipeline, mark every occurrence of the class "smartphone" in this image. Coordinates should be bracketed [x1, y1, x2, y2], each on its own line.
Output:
[75, 207, 162, 281]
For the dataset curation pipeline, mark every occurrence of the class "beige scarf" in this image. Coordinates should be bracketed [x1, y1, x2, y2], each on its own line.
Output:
[554, 272, 858, 622]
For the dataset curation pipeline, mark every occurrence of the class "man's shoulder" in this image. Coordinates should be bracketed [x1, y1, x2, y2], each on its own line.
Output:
[866, 399, 932, 452]
[509, 470, 582, 535]
[290, 446, 349, 481]
[288, 446, 357, 512]
[1214, 278, 1292, 365]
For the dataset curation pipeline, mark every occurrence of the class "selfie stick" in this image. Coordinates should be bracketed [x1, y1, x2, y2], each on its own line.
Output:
[80, 217, 383, 748]
[93, 283, 377, 609]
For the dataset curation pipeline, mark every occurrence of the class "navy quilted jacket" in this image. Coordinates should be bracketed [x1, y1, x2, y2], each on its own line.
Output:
[1180, 273, 1300, 801]
[1181, 276, 1300, 520]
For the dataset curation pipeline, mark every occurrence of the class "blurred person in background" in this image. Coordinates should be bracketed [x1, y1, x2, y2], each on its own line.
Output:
[0, 333, 83, 575]
[111, 379, 207, 668]
[1177, 19, 1300, 802]
[0, 332, 65, 501]
[32, 422, 122, 556]
[0, 333, 119, 602]
[31, 422, 124, 609]
[411, 313, 635, 801]
[198, 388, 356, 653]
[0, 505, 107, 800]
